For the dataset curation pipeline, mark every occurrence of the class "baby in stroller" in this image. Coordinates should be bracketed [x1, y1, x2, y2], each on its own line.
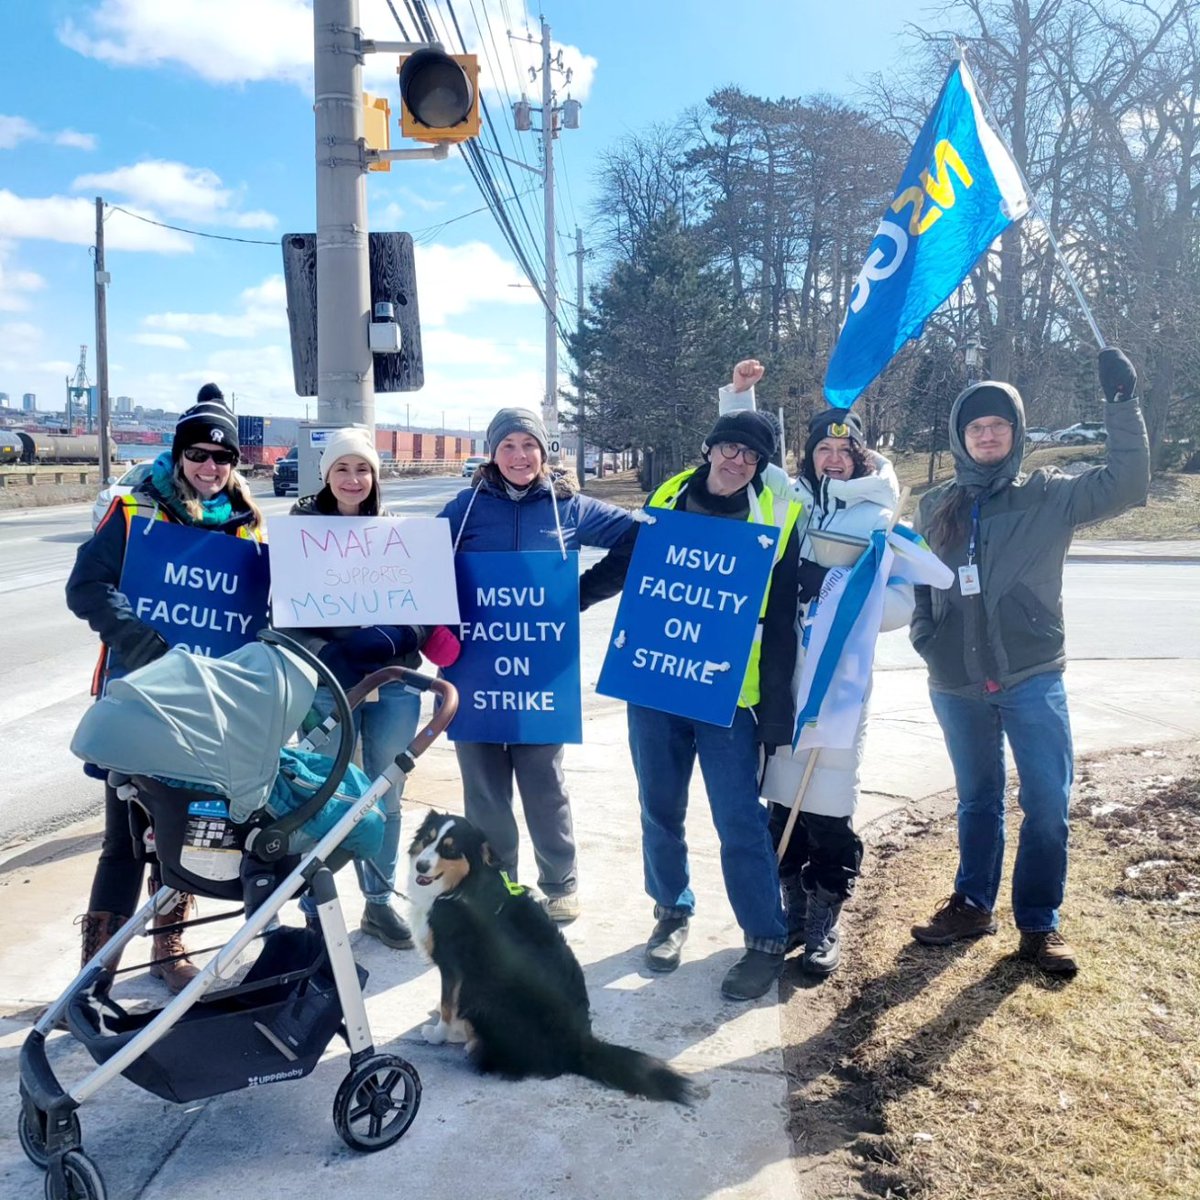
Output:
[21, 632, 457, 1200]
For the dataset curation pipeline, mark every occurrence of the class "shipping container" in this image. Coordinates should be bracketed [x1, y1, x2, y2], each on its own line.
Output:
[237, 415, 265, 448]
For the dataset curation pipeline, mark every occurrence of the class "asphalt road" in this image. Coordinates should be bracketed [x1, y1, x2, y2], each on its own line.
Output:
[0, 478, 1196, 845]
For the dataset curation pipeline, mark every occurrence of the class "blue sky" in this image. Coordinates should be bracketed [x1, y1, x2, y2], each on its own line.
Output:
[0, 0, 923, 430]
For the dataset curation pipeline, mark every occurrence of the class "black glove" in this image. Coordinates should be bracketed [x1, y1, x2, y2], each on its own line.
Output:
[797, 558, 830, 604]
[342, 625, 419, 671]
[1098, 347, 1137, 403]
[114, 622, 169, 672]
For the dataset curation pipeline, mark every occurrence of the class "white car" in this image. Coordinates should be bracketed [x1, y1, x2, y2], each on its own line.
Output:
[1052, 421, 1107, 446]
[1025, 427, 1057, 445]
[461, 455, 487, 477]
[91, 460, 154, 530]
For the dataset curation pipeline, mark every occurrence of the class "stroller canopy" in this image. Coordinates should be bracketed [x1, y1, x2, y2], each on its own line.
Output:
[71, 642, 318, 820]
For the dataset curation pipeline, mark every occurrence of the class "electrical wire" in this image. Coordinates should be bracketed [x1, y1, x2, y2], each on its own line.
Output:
[103, 204, 278, 246]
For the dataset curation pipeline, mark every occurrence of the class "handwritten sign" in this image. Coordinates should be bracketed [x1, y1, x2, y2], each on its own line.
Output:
[597, 507, 779, 725]
[443, 552, 582, 744]
[268, 514, 459, 628]
[114, 517, 270, 679]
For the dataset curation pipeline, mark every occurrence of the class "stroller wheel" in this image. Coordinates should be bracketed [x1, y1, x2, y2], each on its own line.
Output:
[333, 1053, 422, 1152]
[18, 1107, 80, 1169]
[44, 1150, 106, 1200]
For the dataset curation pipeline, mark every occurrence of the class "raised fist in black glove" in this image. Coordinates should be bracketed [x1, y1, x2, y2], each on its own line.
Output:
[1098, 347, 1137, 403]
[797, 557, 830, 604]
[115, 622, 169, 672]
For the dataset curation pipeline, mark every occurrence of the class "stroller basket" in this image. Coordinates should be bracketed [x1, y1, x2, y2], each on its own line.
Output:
[65, 929, 366, 1103]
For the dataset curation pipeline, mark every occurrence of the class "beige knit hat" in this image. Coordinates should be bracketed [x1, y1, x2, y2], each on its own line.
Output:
[319, 425, 381, 484]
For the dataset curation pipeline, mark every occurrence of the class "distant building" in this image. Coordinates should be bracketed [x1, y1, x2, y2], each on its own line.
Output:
[116, 395, 133, 414]
[0, 392, 9, 406]
[22, 393, 36, 412]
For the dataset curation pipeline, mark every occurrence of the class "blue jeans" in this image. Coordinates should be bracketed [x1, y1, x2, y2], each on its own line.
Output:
[305, 682, 421, 907]
[929, 671, 1073, 932]
[627, 703, 786, 952]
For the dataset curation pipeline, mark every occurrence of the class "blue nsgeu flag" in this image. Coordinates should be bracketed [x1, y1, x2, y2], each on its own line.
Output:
[824, 58, 1030, 407]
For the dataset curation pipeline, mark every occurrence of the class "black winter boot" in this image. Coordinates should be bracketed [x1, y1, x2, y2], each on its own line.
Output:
[800, 883, 844, 977]
[780, 875, 807, 954]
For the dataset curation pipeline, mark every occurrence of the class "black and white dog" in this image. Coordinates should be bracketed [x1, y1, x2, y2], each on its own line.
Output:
[406, 811, 691, 1104]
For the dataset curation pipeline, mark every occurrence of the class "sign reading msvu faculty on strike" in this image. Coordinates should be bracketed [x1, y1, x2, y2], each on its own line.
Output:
[443, 552, 582, 744]
[597, 507, 779, 725]
[268, 515, 460, 628]
[115, 517, 270, 677]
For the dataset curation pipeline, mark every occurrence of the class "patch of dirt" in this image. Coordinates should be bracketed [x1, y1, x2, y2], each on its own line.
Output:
[779, 743, 1200, 1200]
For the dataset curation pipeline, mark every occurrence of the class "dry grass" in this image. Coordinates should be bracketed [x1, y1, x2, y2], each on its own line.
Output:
[583, 469, 650, 510]
[837, 748, 1200, 1200]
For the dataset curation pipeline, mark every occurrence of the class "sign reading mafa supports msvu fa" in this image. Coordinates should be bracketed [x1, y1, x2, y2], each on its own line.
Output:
[268, 514, 460, 627]
[442, 551, 582, 744]
[597, 507, 779, 726]
[115, 518, 270, 675]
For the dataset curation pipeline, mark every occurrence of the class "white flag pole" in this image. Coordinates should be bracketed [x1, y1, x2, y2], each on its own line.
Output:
[775, 486, 912, 865]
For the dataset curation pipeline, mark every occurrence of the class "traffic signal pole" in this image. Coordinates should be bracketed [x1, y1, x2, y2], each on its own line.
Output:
[313, 0, 374, 427]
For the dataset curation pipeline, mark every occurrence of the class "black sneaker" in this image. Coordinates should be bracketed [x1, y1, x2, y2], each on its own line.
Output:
[911, 893, 997, 946]
[721, 950, 785, 1001]
[645, 916, 689, 973]
[360, 901, 414, 949]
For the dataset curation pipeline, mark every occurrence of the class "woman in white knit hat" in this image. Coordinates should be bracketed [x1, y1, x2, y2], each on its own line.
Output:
[286, 426, 460, 949]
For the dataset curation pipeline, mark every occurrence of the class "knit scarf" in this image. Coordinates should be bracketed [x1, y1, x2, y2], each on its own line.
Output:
[149, 451, 235, 526]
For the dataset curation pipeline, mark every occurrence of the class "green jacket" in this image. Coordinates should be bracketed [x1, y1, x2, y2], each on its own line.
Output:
[910, 382, 1150, 695]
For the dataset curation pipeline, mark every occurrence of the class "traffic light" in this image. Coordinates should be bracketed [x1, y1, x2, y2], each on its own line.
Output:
[397, 50, 480, 144]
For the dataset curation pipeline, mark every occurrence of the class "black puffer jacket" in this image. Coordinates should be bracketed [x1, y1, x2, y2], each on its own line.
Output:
[910, 382, 1149, 695]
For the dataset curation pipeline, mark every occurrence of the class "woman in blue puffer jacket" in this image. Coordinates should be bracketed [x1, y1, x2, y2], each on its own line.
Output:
[438, 407, 638, 923]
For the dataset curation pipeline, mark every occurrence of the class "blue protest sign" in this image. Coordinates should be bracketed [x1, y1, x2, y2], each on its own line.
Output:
[597, 507, 779, 725]
[113, 518, 271, 679]
[443, 551, 582, 744]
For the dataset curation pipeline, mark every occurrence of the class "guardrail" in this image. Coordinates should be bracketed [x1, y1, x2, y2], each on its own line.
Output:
[0, 465, 103, 488]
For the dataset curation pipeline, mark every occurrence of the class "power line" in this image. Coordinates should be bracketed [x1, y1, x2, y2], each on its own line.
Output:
[104, 204, 278, 246]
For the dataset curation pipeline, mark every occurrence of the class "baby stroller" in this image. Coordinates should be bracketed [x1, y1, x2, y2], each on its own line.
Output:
[19, 629, 458, 1200]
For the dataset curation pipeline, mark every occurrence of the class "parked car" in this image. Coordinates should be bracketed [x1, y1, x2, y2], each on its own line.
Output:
[91, 460, 154, 530]
[1053, 421, 1107, 446]
[461, 455, 487, 477]
[273, 446, 299, 496]
[1025, 427, 1057, 445]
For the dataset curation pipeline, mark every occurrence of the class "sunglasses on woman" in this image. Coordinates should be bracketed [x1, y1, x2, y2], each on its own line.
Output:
[182, 447, 238, 466]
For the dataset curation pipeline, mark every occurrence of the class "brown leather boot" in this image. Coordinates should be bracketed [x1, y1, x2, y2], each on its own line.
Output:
[147, 877, 201, 995]
[78, 912, 129, 970]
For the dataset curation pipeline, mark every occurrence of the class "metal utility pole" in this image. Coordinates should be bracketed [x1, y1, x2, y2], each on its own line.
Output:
[540, 17, 557, 461]
[512, 20, 580, 466]
[570, 225, 586, 487]
[313, 0, 373, 426]
[93, 197, 112, 482]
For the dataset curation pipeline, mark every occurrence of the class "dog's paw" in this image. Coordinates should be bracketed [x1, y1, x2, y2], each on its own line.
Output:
[446, 1020, 470, 1044]
[422, 1020, 449, 1045]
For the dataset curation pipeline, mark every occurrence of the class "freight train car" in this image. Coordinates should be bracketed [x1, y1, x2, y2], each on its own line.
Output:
[0, 431, 22, 464]
[16, 432, 118, 465]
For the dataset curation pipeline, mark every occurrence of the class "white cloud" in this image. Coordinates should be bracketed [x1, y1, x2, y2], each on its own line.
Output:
[58, 0, 313, 87]
[54, 129, 98, 151]
[73, 160, 275, 230]
[414, 240, 539, 327]
[0, 190, 192, 253]
[0, 116, 39, 149]
[0, 115, 96, 151]
[142, 274, 288, 338]
[421, 328, 516, 367]
[57, 0, 595, 105]
[0, 243, 47, 312]
[131, 332, 191, 350]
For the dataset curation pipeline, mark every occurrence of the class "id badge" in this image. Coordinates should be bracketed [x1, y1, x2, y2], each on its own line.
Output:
[958, 564, 981, 596]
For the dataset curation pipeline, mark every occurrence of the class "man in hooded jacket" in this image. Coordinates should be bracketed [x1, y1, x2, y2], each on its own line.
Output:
[908, 348, 1149, 975]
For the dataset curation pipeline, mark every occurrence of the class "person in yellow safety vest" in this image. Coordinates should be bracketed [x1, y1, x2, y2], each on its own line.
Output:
[65, 384, 265, 994]
[616, 409, 804, 1001]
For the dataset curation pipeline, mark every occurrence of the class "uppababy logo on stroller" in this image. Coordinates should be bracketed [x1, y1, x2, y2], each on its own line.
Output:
[247, 1067, 305, 1087]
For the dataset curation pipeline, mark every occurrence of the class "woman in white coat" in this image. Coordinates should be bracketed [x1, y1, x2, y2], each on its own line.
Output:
[720, 361, 913, 977]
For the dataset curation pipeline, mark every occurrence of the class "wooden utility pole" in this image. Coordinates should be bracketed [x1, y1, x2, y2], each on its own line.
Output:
[93, 196, 112, 482]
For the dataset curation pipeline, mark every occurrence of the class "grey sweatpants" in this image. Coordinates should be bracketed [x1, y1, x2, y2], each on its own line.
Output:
[453, 741, 577, 897]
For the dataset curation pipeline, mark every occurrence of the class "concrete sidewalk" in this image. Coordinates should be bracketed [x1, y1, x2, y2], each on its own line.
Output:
[2, 654, 1199, 1199]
